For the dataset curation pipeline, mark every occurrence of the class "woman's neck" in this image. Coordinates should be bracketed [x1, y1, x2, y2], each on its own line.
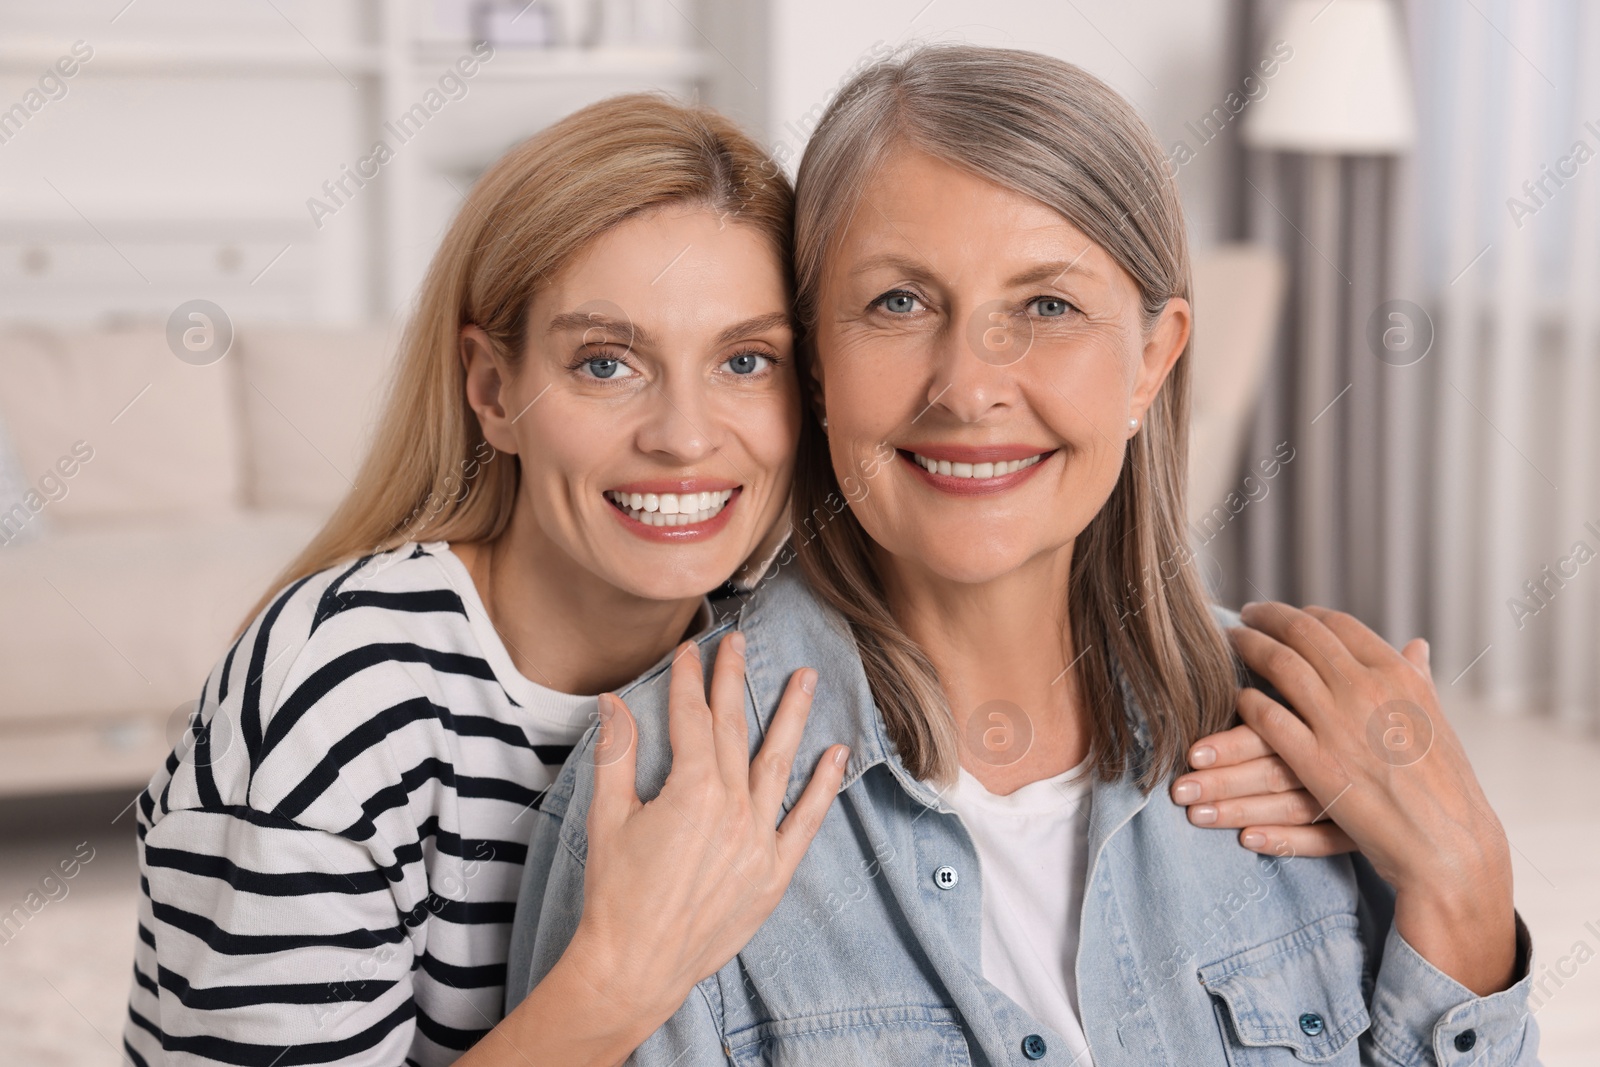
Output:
[877, 541, 1088, 794]
[455, 501, 706, 698]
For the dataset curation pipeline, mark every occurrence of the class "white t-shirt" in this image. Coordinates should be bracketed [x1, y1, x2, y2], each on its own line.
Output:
[945, 756, 1097, 1066]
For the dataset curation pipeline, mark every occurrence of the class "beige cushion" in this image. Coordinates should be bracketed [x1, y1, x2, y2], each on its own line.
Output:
[236, 323, 399, 511]
[0, 511, 323, 732]
[0, 323, 245, 522]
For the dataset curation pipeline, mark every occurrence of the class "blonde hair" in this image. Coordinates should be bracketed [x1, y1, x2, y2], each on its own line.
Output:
[240, 93, 793, 632]
[790, 45, 1236, 791]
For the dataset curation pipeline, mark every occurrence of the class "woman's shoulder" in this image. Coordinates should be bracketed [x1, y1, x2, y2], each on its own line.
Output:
[539, 564, 885, 840]
[147, 541, 480, 829]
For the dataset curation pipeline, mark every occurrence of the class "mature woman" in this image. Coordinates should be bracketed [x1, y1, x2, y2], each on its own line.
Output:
[506, 47, 1537, 1065]
[121, 96, 853, 1067]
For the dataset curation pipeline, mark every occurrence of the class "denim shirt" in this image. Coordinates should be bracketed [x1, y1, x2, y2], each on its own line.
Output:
[505, 565, 1539, 1066]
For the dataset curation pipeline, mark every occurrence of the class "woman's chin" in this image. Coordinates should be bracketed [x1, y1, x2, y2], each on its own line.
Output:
[885, 538, 1050, 588]
[601, 564, 736, 603]
[583, 539, 755, 603]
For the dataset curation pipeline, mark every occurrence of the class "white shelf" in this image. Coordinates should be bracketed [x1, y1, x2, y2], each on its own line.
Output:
[0, 40, 384, 76]
[1, 20, 713, 320]
[0, 40, 707, 82]
[412, 44, 709, 82]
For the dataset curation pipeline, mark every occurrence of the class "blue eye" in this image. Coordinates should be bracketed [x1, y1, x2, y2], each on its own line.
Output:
[1031, 297, 1072, 317]
[581, 356, 635, 380]
[725, 352, 769, 375]
[878, 291, 920, 314]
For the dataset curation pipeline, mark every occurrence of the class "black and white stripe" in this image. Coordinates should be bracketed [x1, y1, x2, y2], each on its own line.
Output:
[123, 541, 596, 1067]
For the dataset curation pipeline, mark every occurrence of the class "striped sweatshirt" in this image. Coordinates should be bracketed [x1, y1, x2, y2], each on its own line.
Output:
[123, 540, 710, 1066]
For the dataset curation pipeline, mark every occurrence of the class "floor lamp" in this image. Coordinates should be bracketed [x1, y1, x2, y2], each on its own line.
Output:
[1242, 0, 1416, 609]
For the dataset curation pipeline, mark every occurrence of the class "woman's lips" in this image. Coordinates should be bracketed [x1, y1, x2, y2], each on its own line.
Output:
[604, 486, 742, 541]
[897, 447, 1056, 495]
[899, 443, 1048, 464]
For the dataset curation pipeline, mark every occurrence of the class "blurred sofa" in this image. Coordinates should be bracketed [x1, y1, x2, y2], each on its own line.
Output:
[0, 319, 397, 798]
[0, 244, 1281, 801]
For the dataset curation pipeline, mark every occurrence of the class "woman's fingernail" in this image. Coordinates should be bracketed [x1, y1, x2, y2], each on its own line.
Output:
[800, 669, 817, 694]
[1241, 831, 1266, 849]
[1172, 780, 1200, 804]
[684, 640, 701, 661]
[833, 745, 849, 767]
[1190, 745, 1217, 768]
[597, 693, 615, 721]
[727, 630, 746, 655]
[1192, 805, 1218, 826]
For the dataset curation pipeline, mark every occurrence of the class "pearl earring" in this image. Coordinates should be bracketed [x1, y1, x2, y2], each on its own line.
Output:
[1128, 416, 1139, 432]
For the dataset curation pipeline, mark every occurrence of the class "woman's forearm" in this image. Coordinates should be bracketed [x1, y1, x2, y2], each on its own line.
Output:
[458, 932, 675, 1067]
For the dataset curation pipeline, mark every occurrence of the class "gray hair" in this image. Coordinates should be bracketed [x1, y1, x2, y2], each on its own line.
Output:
[790, 45, 1236, 791]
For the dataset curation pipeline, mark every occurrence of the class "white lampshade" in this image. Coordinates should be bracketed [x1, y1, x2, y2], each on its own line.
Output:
[1243, 0, 1417, 153]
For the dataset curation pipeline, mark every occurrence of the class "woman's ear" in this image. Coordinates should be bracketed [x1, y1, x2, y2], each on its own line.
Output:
[460, 325, 521, 455]
[1130, 295, 1191, 424]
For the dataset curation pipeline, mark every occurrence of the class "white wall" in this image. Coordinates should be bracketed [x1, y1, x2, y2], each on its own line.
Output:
[0, 0, 709, 326]
[759, 0, 1237, 251]
[0, 0, 1238, 327]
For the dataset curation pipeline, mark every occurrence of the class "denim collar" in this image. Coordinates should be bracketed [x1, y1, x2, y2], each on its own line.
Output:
[734, 564, 1160, 854]
[734, 562, 903, 798]
[535, 562, 1171, 893]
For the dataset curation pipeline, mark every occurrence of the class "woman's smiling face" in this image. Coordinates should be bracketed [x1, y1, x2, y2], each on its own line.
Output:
[469, 204, 799, 601]
[811, 146, 1190, 585]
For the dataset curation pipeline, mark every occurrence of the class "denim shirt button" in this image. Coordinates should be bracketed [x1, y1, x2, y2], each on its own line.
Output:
[1454, 1029, 1477, 1052]
[1298, 1012, 1324, 1037]
[933, 864, 959, 890]
[1021, 1033, 1047, 1059]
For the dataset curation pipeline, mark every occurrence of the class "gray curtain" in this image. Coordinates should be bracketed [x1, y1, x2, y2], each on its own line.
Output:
[1210, 0, 1600, 731]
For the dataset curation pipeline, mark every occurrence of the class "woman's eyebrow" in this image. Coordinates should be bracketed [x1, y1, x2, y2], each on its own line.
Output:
[1006, 257, 1102, 288]
[545, 311, 656, 347]
[544, 310, 789, 348]
[848, 254, 1099, 290]
[714, 311, 792, 345]
[849, 253, 940, 282]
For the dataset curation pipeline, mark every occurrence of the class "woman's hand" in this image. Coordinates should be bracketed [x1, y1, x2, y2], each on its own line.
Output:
[563, 630, 848, 1042]
[1224, 602, 1517, 998]
[1170, 722, 1358, 857]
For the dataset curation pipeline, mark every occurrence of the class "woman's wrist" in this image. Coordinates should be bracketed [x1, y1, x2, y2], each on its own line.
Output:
[480, 927, 679, 1067]
[561, 918, 690, 1028]
[1391, 851, 1518, 998]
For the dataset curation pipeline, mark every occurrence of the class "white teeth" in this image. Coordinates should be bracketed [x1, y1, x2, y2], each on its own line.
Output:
[605, 488, 735, 526]
[911, 452, 1045, 478]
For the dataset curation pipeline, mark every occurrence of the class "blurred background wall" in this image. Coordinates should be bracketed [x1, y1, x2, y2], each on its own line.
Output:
[0, 0, 1596, 1063]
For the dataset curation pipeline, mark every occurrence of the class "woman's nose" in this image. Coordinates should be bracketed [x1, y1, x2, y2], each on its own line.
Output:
[924, 308, 1024, 423]
[634, 380, 716, 463]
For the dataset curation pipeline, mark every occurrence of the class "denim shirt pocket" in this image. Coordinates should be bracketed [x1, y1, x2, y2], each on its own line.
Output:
[725, 1005, 973, 1067]
[1198, 911, 1372, 1065]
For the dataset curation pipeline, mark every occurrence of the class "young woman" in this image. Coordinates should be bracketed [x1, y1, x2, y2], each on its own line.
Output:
[121, 96, 853, 1067]
[505, 47, 1539, 1065]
